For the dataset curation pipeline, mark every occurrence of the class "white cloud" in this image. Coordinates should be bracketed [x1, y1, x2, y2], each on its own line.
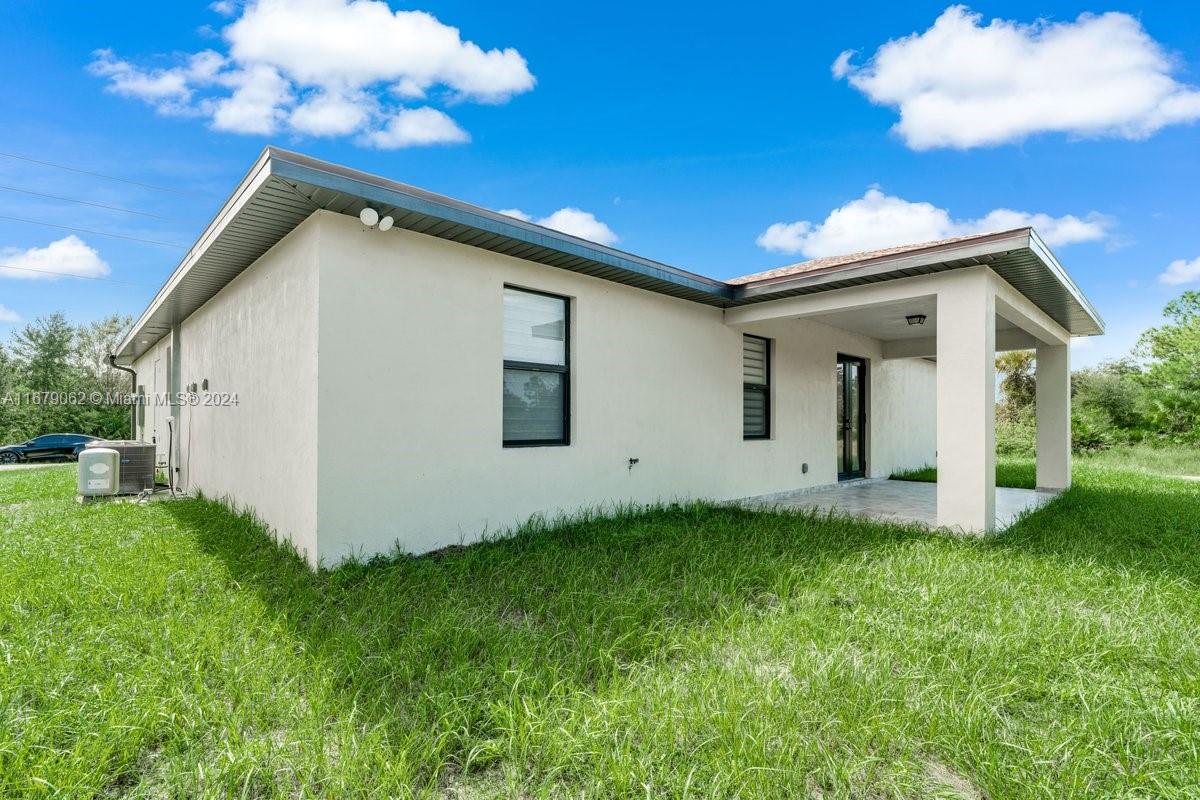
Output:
[968, 209, 1114, 247]
[0, 236, 111, 280]
[835, 5, 1200, 149]
[289, 89, 371, 135]
[392, 77, 427, 100]
[223, 0, 533, 103]
[1160, 256, 1200, 286]
[831, 49, 855, 79]
[499, 207, 619, 246]
[210, 64, 292, 134]
[88, 49, 226, 116]
[537, 209, 619, 246]
[756, 188, 1111, 257]
[0, 305, 19, 323]
[363, 107, 469, 148]
[89, 0, 534, 144]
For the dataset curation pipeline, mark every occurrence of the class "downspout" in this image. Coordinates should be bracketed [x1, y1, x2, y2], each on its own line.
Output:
[107, 354, 137, 439]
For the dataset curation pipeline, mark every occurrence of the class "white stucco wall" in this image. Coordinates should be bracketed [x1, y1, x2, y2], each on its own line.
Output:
[142, 208, 936, 565]
[173, 216, 321, 563]
[870, 358, 938, 477]
[312, 211, 936, 563]
[131, 336, 172, 465]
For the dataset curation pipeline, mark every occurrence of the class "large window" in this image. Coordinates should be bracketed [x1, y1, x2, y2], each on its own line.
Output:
[503, 287, 569, 446]
[743, 334, 770, 439]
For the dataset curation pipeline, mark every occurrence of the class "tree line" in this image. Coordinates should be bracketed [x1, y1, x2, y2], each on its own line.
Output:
[0, 313, 133, 444]
[997, 290, 1200, 454]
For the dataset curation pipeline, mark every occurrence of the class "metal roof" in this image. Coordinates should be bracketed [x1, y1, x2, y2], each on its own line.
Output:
[115, 147, 1104, 361]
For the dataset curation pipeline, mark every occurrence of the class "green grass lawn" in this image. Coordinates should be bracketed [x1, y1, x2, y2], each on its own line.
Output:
[1081, 443, 1200, 478]
[891, 459, 1040, 489]
[2, 460, 1199, 799]
[891, 446, 1200, 489]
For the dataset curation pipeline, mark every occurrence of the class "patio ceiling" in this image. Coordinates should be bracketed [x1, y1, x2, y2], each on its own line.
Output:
[797, 295, 1035, 351]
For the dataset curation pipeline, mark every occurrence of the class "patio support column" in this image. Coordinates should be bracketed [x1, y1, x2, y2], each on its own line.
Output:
[936, 272, 996, 532]
[1035, 342, 1071, 490]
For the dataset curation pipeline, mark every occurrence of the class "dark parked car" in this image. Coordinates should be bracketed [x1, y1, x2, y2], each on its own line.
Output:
[0, 434, 101, 464]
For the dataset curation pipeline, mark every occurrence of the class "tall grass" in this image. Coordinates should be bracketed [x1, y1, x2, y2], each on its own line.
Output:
[890, 458, 1037, 489]
[1079, 443, 1200, 477]
[1, 461, 1198, 798]
[892, 444, 1200, 489]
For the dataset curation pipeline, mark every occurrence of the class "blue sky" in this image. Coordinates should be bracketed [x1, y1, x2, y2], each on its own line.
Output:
[2, 0, 1198, 367]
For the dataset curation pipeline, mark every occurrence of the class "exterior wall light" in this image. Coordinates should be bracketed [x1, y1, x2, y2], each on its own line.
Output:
[906, 314, 927, 326]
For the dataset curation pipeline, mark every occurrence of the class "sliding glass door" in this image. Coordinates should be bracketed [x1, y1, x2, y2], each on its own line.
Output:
[836, 355, 866, 480]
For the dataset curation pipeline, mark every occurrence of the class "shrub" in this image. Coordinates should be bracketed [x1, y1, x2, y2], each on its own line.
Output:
[1072, 358, 1147, 434]
[1071, 409, 1114, 453]
[1135, 291, 1200, 445]
[996, 411, 1036, 457]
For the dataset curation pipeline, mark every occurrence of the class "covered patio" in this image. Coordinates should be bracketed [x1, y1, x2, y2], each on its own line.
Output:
[726, 228, 1104, 534]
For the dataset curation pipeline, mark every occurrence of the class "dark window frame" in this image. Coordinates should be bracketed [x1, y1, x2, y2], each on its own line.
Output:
[743, 334, 771, 440]
[836, 352, 868, 480]
[503, 285, 571, 448]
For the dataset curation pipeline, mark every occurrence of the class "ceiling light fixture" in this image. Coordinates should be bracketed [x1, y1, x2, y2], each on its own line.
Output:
[905, 314, 927, 326]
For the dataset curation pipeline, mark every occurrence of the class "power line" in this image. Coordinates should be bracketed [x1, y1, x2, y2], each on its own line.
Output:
[0, 214, 186, 250]
[0, 184, 185, 221]
[0, 150, 207, 197]
[0, 262, 150, 287]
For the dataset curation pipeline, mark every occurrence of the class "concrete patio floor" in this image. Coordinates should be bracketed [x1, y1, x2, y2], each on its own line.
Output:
[741, 478, 1060, 532]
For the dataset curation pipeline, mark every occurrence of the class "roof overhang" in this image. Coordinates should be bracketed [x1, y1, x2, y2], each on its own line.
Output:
[115, 149, 1103, 362]
[728, 228, 1104, 336]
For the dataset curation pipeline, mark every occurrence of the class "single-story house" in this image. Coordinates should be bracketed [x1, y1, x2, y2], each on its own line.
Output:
[113, 147, 1103, 568]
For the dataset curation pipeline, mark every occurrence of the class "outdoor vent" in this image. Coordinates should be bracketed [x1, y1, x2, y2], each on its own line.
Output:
[85, 440, 156, 494]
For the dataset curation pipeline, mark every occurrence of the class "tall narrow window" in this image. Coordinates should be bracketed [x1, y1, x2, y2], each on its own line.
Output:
[743, 334, 770, 439]
[503, 287, 569, 446]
